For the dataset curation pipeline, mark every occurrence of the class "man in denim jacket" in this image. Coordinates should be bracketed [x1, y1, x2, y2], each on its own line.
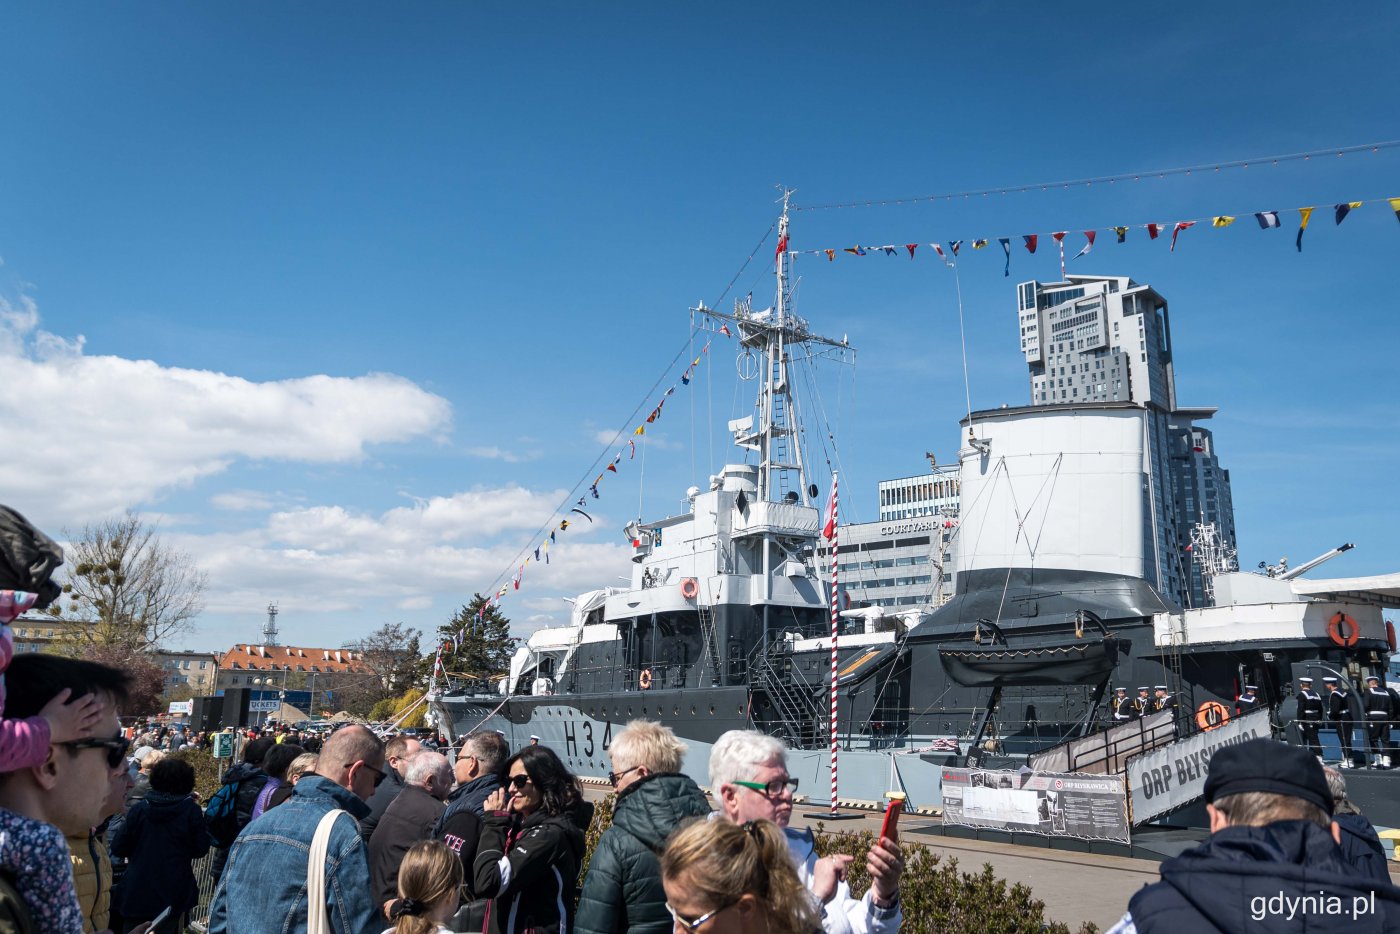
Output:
[209, 726, 386, 934]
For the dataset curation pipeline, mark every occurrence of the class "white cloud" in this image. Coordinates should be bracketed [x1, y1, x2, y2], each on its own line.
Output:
[168, 487, 630, 647]
[211, 490, 278, 512]
[466, 446, 539, 463]
[0, 300, 453, 524]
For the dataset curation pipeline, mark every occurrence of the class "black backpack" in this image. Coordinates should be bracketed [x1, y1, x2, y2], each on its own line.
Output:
[205, 778, 248, 848]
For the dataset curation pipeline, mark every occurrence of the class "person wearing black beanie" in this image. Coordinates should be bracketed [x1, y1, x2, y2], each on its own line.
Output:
[1107, 738, 1400, 934]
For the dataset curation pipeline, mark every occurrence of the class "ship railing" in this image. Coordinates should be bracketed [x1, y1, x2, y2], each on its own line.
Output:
[1280, 716, 1396, 765]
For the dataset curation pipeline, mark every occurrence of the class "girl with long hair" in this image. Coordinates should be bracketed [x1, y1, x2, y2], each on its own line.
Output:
[662, 818, 822, 934]
[472, 744, 594, 934]
[381, 840, 462, 934]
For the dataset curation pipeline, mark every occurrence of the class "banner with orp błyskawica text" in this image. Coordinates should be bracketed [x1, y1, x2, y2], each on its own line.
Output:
[940, 767, 1130, 844]
[1126, 707, 1271, 825]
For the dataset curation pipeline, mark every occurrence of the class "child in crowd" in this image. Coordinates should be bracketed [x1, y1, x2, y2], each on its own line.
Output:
[1, 590, 106, 763]
[383, 840, 463, 934]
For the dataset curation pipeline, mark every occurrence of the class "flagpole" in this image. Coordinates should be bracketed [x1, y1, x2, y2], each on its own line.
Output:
[828, 470, 840, 816]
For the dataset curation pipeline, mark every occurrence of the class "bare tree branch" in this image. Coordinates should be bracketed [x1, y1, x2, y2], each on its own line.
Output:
[52, 511, 207, 651]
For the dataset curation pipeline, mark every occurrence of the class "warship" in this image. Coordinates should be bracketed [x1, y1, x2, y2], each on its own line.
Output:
[429, 199, 1400, 827]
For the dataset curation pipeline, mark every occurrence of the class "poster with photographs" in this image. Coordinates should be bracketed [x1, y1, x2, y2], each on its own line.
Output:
[940, 767, 1130, 844]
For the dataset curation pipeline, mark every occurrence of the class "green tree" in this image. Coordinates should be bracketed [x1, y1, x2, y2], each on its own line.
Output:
[435, 595, 517, 684]
[50, 512, 206, 651]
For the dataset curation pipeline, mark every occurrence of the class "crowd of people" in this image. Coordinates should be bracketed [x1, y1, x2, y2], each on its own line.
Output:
[4, 503, 1400, 934]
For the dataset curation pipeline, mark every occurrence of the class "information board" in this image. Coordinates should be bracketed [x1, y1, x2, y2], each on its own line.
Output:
[940, 767, 1130, 844]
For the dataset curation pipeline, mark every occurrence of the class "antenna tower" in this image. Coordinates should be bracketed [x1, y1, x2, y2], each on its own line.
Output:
[262, 602, 281, 646]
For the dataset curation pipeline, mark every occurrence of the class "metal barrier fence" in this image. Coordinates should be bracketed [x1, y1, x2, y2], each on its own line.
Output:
[185, 850, 220, 933]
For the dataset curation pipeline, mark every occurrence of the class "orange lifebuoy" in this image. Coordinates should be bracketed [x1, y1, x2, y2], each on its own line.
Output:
[1328, 612, 1359, 648]
[1387, 619, 1396, 654]
[1196, 700, 1230, 732]
[680, 578, 698, 600]
[639, 669, 653, 690]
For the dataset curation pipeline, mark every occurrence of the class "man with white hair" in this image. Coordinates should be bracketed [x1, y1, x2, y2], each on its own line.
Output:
[708, 730, 902, 934]
[368, 751, 452, 906]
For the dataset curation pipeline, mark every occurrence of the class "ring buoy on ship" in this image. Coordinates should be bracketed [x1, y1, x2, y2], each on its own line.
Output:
[1196, 700, 1230, 732]
[680, 578, 699, 600]
[639, 669, 653, 690]
[1328, 612, 1359, 648]
[1387, 619, 1396, 654]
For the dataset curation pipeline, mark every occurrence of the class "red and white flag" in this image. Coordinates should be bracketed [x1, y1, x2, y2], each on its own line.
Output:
[1073, 230, 1096, 259]
[822, 472, 839, 541]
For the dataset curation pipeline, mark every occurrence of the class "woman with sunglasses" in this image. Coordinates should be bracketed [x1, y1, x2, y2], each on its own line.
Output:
[472, 745, 594, 934]
[662, 818, 820, 934]
[576, 720, 711, 934]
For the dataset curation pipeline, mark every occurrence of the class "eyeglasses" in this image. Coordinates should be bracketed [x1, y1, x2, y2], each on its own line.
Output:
[60, 735, 130, 770]
[507, 773, 534, 791]
[666, 898, 738, 930]
[607, 765, 642, 787]
[732, 777, 798, 797]
[358, 761, 387, 788]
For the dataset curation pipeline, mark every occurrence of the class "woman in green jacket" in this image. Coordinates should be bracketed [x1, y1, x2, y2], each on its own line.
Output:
[574, 720, 712, 934]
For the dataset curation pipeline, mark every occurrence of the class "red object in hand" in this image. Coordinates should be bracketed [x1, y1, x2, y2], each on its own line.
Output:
[879, 796, 904, 842]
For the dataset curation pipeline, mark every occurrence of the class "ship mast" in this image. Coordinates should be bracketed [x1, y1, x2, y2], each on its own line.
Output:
[694, 189, 851, 506]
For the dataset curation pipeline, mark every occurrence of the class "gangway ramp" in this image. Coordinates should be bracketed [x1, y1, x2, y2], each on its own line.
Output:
[1028, 709, 1177, 775]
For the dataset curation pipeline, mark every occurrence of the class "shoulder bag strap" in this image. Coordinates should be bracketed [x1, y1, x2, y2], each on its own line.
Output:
[307, 808, 344, 934]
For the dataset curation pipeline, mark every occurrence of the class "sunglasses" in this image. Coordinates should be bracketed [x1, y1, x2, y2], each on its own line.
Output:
[507, 773, 534, 791]
[359, 761, 388, 788]
[607, 765, 641, 787]
[666, 898, 738, 930]
[733, 777, 799, 797]
[60, 735, 130, 770]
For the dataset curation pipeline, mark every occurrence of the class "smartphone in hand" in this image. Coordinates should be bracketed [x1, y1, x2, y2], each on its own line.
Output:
[879, 792, 906, 843]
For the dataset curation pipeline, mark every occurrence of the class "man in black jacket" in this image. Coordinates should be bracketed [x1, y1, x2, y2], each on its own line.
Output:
[368, 752, 451, 907]
[1325, 677, 1357, 768]
[435, 731, 507, 833]
[1108, 738, 1400, 933]
[1295, 676, 1326, 759]
[1322, 765, 1390, 883]
[358, 735, 421, 840]
[436, 735, 502, 934]
[1362, 674, 1392, 768]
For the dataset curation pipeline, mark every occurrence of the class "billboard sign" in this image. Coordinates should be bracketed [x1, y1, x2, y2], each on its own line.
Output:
[940, 767, 1130, 844]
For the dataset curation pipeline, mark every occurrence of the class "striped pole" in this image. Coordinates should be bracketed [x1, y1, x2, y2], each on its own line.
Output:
[828, 471, 840, 815]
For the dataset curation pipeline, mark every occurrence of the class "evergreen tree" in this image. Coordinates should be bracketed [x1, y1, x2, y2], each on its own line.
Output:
[434, 594, 517, 685]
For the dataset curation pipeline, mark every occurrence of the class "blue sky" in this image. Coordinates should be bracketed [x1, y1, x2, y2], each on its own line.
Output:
[2, 3, 1397, 651]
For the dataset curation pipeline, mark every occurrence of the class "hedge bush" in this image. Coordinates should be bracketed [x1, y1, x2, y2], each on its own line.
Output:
[172, 748, 224, 802]
[578, 792, 1097, 933]
[811, 823, 1098, 934]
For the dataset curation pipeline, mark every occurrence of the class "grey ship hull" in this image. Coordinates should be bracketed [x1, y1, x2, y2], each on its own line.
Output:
[436, 565, 1400, 827]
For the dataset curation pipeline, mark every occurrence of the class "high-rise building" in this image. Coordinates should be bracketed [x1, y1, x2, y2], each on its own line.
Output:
[877, 466, 961, 521]
[1012, 274, 1236, 608]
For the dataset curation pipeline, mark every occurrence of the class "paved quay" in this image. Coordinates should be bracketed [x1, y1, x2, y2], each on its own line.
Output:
[582, 785, 1400, 931]
[581, 784, 1158, 930]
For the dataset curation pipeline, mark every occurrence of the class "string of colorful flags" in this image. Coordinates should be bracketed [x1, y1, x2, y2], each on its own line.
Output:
[786, 198, 1400, 275]
[432, 334, 724, 671]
